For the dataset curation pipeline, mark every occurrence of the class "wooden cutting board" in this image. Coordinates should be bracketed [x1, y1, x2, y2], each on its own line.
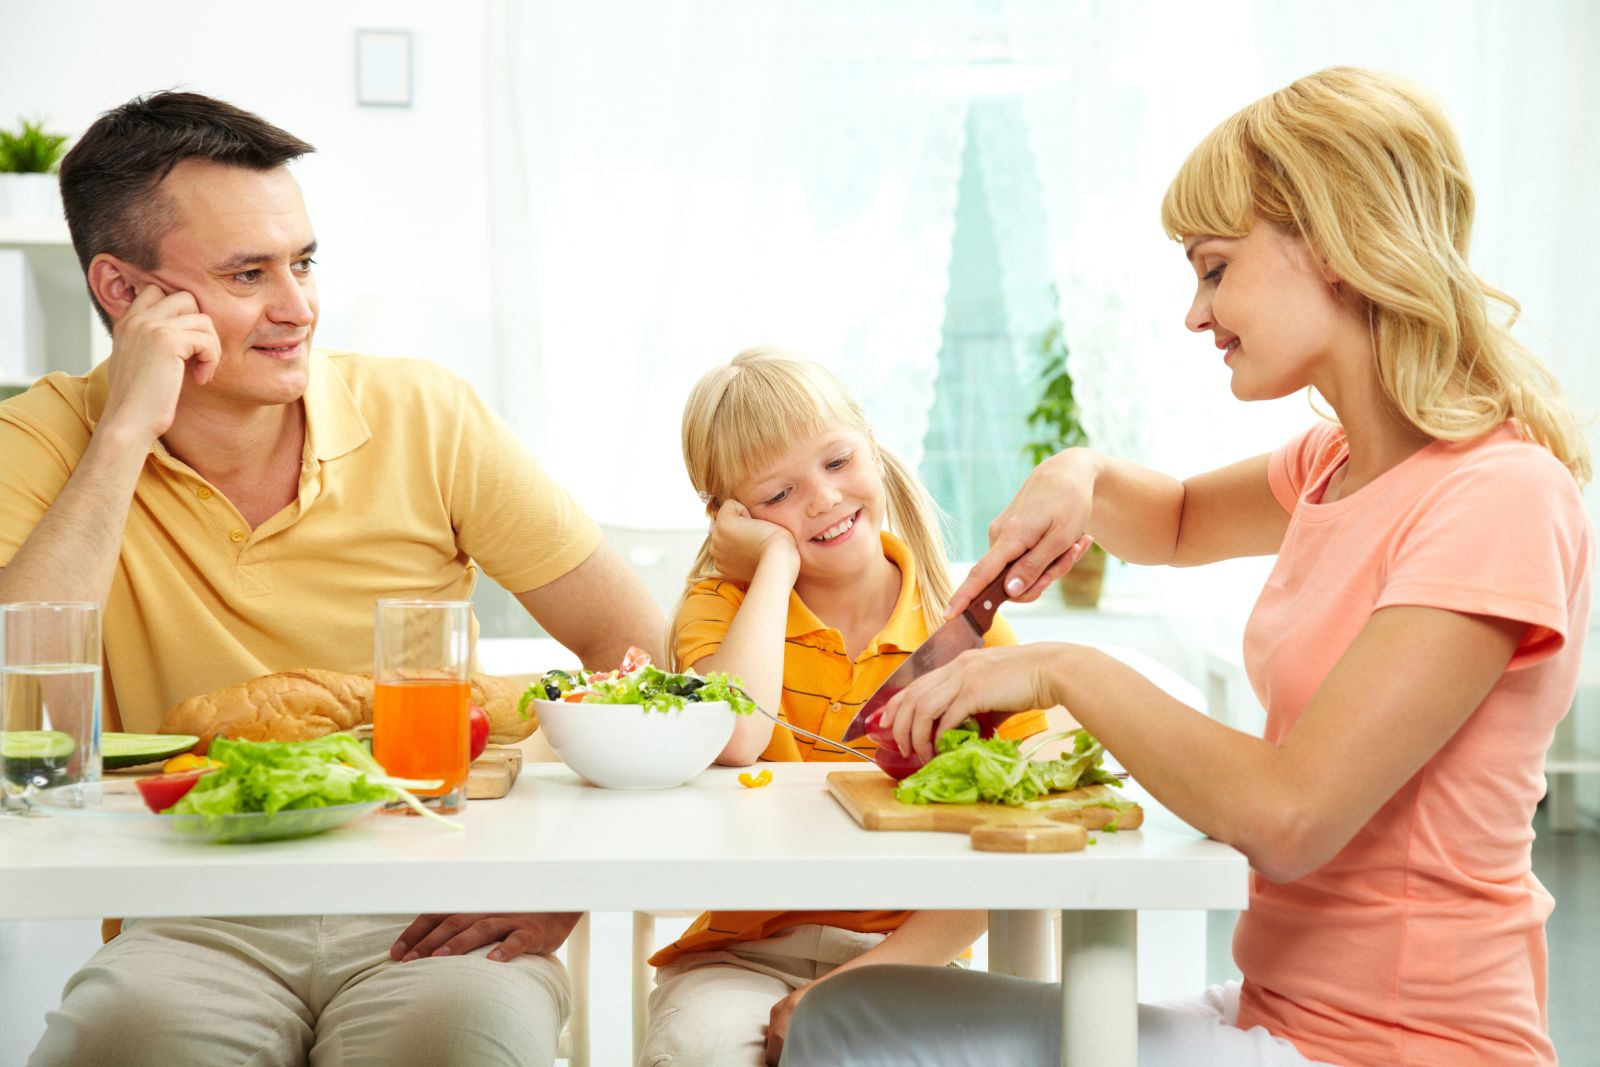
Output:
[826, 771, 1143, 853]
[467, 745, 523, 800]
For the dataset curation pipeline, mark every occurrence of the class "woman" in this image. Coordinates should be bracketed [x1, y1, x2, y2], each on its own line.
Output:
[783, 67, 1590, 1067]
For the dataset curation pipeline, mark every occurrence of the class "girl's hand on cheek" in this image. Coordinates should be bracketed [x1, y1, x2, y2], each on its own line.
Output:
[709, 499, 800, 583]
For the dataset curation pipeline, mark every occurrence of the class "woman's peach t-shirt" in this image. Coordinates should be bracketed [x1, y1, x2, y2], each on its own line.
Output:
[1234, 422, 1591, 1066]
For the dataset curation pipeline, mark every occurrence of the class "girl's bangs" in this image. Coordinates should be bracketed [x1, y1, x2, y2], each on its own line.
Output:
[706, 366, 860, 494]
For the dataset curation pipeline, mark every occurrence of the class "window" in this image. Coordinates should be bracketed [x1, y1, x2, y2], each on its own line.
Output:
[919, 100, 1058, 561]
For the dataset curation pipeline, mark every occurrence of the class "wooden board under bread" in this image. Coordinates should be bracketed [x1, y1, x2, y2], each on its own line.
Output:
[467, 744, 523, 800]
[826, 771, 1142, 853]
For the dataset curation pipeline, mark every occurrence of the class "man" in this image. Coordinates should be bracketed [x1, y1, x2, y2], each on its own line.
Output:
[0, 91, 663, 1066]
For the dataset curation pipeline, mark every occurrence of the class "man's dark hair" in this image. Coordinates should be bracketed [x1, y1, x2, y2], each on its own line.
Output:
[58, 91, 315, 330]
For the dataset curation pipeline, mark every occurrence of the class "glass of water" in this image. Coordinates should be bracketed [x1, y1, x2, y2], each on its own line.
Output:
[1, 602, 102, 812]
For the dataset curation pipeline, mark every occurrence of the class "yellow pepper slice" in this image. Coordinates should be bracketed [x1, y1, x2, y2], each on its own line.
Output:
[738, 769, 773, 789]
[161, 752, 222, 774]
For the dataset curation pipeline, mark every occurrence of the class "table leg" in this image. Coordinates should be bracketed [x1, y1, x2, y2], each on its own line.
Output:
[1060, 909, 1136, 1067]
[987, 909, 1052, 979]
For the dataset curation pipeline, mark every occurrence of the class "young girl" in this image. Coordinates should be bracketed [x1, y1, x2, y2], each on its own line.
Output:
[637, 347, 1051, 1067]
[783, 67, 1592, 1067]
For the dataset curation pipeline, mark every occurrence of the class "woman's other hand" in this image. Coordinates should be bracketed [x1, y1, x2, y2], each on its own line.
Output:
[879, 644, 1066, 762]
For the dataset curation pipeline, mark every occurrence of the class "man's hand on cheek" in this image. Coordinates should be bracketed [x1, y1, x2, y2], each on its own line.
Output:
[390, 912, 583, 964]
[101, 283, 222, 443]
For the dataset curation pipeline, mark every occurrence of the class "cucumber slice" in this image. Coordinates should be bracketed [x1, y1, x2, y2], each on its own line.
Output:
[1, 730, 76, 763]
[103, 733, 199, 770]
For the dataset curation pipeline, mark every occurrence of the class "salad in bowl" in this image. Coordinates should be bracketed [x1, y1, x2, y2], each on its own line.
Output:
[521, 647, 755, 789]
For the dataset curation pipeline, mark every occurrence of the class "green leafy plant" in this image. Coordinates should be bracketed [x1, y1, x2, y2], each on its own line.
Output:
[1021, 316, 1109, 600]
[1021, 320, 1088, 466]
[0, 118, 69, 174]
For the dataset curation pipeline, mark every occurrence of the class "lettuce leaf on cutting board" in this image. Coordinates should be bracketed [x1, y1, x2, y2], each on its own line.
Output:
[893, 723, 1125, 807]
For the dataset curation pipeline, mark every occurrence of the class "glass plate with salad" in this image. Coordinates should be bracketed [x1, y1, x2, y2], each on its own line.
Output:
[25, 734, 459, 843]
[26, 779, 384, 844]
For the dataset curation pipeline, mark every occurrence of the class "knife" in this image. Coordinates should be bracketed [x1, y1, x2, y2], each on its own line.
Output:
[841, 571, 1011, 742]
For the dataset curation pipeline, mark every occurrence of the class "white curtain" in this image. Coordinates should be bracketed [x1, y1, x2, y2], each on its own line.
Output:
[998, 0, 1600, 659]
[482, 0, 1598, 657]
[485, 0, 975, 527]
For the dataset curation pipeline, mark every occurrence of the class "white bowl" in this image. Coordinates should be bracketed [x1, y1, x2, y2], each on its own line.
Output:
[531, 699, 736, 790]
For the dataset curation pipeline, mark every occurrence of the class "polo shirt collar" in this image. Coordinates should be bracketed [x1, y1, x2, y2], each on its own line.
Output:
[81, 348, 370, 463]
[783, 530, 925, 654]
[301, 350, 370, 462]
[873, 531, 924, 653]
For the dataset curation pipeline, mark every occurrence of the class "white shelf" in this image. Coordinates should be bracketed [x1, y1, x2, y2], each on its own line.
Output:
[0, 214, 107, 379]
[0, 217, 71, 247]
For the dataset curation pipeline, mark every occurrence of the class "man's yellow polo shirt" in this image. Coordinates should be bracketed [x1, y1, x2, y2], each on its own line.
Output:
[651, 531, 1047, 968]
[0, 350, 600, 732]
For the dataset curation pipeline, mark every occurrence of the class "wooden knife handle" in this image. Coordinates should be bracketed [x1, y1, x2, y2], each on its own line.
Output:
[963, 571, 1011, 635]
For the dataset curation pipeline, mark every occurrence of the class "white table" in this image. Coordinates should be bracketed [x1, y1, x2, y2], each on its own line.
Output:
[0, 762, 1247, 1067]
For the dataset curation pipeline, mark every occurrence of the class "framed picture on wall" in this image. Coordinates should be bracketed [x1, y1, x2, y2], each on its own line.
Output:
[356, 29, 413, 108]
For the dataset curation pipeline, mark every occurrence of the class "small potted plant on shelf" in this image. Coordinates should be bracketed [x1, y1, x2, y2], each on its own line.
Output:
[0, 117, 70, 222]
[1022, 319, 1107, 608]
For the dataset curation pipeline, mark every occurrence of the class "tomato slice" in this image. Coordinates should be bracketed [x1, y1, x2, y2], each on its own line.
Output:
[619, 646, 652, 674]
[561, 690, 594, 702]
[135, 768, 215, 813]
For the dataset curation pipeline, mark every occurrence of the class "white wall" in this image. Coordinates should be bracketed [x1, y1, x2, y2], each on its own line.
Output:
[0, 919, 103, 1066]
[0, 1, 503, 403]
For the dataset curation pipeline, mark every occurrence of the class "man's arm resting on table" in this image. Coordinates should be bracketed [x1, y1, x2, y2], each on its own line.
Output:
[514, 539, 667, 667]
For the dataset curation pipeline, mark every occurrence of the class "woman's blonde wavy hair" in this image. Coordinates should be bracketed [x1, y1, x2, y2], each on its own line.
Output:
[1161, 66, 1589, 484]
[673, 347, 954, 666]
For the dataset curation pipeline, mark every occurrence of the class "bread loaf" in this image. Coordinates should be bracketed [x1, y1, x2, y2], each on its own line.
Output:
[160, 670, 536, 752]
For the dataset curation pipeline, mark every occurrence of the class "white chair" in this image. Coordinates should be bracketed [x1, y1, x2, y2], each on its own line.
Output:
[631, 910, 700, 1062]
[491, 675, 589, 1067]
[1545, 642, 1600, 832]
[1201, 639, 1265, 736]
[557, 913, 590, 1067]
[599, 523, 708, 618]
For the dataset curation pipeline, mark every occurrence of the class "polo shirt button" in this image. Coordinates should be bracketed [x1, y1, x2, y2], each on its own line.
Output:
[229, 528, 246, 543]
[829, 701, 842, 714]
[196, 486, 213, 500]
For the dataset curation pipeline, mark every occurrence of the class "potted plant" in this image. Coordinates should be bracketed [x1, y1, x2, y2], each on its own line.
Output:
[0, 118, 70, 221]
[1022, 319, 1107, 608]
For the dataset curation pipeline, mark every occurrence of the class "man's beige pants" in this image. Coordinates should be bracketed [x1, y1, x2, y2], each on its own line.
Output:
[28, 914, 571, 1067]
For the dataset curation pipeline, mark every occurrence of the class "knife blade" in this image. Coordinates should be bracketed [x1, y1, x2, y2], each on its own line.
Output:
[841, 571, 1011, 742]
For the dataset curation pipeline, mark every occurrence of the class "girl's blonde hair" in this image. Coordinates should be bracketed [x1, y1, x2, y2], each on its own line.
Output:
[674, 347, 953, 665]
[1161, 66, 1589, 484]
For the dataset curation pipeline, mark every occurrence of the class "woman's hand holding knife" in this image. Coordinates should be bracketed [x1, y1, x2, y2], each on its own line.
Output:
[944, 450, 1100, 618]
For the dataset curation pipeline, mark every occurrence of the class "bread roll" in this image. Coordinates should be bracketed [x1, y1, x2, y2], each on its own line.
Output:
[160, 670, 537, 753]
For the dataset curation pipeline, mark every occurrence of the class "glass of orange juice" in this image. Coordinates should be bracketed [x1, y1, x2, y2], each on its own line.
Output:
[373, 599, 471, 814]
